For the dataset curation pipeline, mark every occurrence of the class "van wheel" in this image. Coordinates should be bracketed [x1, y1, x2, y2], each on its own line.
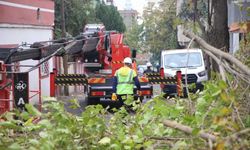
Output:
[87, 97, 100, 105]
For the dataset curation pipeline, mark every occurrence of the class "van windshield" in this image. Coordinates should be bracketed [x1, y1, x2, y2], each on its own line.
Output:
[164, 52, 202, 68]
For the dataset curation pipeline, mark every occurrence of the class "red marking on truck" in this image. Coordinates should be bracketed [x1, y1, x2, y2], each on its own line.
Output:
[88, 78, 105, 84]
[139, 77, 149, 83]
[91, 91, 105, 96]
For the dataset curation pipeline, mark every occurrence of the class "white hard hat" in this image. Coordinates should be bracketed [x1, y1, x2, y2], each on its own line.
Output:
[146, 62, 152, 67]
[124, 57, 132, 64]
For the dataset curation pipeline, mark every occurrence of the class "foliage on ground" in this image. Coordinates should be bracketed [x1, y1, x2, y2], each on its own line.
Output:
[0, 81, 250, 149]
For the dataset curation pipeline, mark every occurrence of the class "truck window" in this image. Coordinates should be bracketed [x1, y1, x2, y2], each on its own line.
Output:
[164, 52, 202, 68]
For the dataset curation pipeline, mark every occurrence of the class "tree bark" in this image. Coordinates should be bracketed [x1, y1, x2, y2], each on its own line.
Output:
[205, 0, 229, 73]
[163, 120, 217, 142]
[206, 0, 229, 51]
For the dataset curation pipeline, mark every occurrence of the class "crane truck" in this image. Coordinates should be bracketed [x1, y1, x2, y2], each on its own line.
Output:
[73, 24, 153, 104]
[0, 24, 153, 113]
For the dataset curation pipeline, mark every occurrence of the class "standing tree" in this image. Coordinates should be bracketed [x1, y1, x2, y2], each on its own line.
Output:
[124, 22, 144, 52]
[178, 0, 229, 51]
[142, 0, 178, 62]
[206, 0, 229, 51]
[55, 0, 126, 36]
[95, 3, 126, 33]
[54, 0, 98, 37]
[178, 0, 229, 74]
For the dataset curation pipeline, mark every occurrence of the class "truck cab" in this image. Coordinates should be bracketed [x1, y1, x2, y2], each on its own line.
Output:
[161, 49, 208, 95]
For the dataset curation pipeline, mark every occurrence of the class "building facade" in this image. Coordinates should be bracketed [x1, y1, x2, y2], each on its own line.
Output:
[0, 0, 54, 104]
[228, 0, 250, 53]
[119, 9, 138, 30]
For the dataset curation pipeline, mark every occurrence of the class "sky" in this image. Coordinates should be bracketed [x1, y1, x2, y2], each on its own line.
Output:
[113, 0, 148, 15]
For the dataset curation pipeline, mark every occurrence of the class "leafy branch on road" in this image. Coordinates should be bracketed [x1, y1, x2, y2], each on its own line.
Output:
[1, 80, 250, 149]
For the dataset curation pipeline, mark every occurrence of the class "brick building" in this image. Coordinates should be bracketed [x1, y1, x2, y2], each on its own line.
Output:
[0, 0, 54, 103]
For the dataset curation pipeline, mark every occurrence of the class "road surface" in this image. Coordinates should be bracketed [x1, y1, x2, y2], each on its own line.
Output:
[58, 84, 161, 115]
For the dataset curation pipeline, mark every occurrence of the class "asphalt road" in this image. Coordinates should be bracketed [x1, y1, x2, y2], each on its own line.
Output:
[58, 84, 161, 115]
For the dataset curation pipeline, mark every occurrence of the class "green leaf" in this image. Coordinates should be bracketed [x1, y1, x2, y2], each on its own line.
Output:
[25, 104, 41, 117]
[0, 121, 18, 129]
[38, 119, 51, 127]
[29, 139, 39, 145]
[56, 128, 70, 134]
[20, 111, 30, 120]
[191, 128, 200, 136]
[124, 145, 131, 150]
[39, 131, 48, 138]
[218, 80, 227, 89]
[211, 89, 221, 97]
[8, 143, 21, 150]
[110, 144, 120, 149]
[98, 137, 111, 145]
[172, 141, 187, 150]
[245, 115, 250, 128]
[138, 112, 152, 125]
[24, 117, 34, 126]
[69, 99, 81, 109]
[4, 112, 15, 121]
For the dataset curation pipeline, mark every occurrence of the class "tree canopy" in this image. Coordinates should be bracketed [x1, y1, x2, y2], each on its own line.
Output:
[141, 0, 178, 62]
[54, 0, 126, 38]
[96, 3, 126, 33]
[124, 23, 144, 52]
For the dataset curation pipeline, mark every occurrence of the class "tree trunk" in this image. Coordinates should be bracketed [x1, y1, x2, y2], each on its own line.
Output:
[205, 0, 229, 73]
[206, 0, 229, 51]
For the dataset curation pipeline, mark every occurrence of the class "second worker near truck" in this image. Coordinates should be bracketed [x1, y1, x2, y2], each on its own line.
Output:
[112, 57, 141, 107]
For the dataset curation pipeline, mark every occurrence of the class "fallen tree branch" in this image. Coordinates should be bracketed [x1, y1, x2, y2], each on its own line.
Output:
[224, 128, 250, 142]
[163, 120, 217, 142]
[203, 50, 226, 81]
[233, 105, 245, 128]
[183, 30, 250, 77]
[149, 136, 192, 141]
[223, 60, 250, 84]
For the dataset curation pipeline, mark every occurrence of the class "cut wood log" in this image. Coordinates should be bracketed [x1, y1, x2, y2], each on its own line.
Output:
[183, 30, 250, 77]
[163, 120, 217, 142]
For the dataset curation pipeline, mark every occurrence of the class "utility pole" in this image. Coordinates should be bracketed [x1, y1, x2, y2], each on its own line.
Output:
[61, 0, 69, 96]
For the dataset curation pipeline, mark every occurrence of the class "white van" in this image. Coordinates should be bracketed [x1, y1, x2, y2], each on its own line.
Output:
[161, 49, 208, 95]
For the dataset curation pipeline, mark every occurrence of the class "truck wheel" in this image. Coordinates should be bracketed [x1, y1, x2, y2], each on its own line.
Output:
[87, 97, 100, 105]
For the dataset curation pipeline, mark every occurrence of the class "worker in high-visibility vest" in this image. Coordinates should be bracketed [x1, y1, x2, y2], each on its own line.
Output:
[112, 57, 141, 106]
[143, 62, 154, 74]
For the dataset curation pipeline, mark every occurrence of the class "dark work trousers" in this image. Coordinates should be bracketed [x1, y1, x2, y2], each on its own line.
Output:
[117, 94, 132, 107]
[117, 94, 141, 112]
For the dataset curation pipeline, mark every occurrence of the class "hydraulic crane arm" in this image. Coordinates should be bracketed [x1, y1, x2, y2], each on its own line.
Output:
[0, 34, 100, 64]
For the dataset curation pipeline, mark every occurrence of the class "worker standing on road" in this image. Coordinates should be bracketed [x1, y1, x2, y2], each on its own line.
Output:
[112, 57, 141, 107]
[143, 62, 154, 74]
